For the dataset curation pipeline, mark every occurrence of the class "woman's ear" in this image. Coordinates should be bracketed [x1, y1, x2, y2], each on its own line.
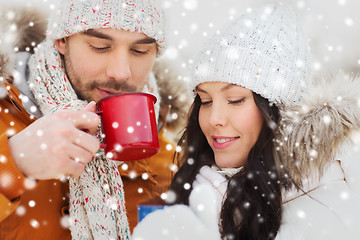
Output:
[55, 38, 66, 55]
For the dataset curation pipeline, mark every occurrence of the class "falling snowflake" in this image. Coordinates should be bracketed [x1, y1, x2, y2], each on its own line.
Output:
[164, 190, 177, 204]
[121, 163, 128, 170]
[111, 122, 119, 129]
[170, 163, 178, 172]
[183, 183, 191, 190]
[344, 18, 354, 26]
[297, 210, 306, 219]
[340, 191, 349, 200]
[30, 219, 40, 228]
[24, 178, 37, 190]
[106, 196, 119, 210]
[183, 0, 198, 11]
[129, 170, 137, 179]
[16, 205, 26, 216]
[338, 0, 347, 5]
[171, 112, 178, 120]
[127, 126, 134, 133]
[187, 157, 194, 165]
[60, 216, 71, 228]
[114, 144, 123, 152]
[196, 203, 205, 211]
[142, 173, 149, 180]
[166, 144, 173, 151]
[28, 200, 36, 207]
[0, 155, 7, 163]
[40, 143, 47, 150]
[175, 146, 182, 152]
[164, 47, 179, 60]
[321, 116, 331, 126]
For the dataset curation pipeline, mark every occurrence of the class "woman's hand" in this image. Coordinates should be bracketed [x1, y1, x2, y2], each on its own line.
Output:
[193, 165, 228, 217]
[132, 184, 221, 240]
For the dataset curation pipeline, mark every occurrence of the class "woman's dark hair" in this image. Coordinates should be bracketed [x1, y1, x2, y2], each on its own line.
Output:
[169, 92, 282, 240]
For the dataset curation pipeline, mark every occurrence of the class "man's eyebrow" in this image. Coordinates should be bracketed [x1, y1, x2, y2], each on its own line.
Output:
[83, 29, 112, 40]
[82, 30, 156, 45]
[134, 37, 156, 45]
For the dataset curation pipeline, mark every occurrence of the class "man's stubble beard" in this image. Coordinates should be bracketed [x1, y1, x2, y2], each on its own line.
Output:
[63, 45, 139, 102]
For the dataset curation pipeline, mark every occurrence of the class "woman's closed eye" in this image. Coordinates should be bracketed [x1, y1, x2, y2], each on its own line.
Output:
[200, 100, 212, 106]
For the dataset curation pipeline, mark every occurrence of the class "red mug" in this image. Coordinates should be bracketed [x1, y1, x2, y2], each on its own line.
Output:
[96, 92, 159, 161]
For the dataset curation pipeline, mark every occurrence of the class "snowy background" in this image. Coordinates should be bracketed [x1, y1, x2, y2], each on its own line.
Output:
[1, 0, 359, 79]
[1, 0, 360, 191]
[165, 0, 360, 80]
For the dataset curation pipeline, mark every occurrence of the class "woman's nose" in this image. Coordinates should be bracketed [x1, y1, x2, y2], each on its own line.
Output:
[208, 103, 227, 127]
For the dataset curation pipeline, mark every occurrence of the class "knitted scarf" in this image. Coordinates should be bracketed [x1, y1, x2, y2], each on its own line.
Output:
[28, 39, 159, 239]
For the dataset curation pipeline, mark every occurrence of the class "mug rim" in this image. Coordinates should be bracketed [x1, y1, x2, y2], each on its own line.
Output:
[96, 92, 157, 107]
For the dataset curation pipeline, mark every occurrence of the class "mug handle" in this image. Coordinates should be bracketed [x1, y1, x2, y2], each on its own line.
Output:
[93, 110, 106, 148]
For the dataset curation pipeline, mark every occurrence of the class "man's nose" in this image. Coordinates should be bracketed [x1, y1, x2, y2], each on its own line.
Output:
[106, 50, 131, 81]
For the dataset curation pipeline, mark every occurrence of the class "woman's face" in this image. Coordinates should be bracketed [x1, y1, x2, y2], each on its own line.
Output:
[197, 82, 264, 168]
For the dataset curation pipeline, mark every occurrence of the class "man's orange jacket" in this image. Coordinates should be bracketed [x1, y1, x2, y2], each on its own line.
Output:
[0, 82, 176, 239]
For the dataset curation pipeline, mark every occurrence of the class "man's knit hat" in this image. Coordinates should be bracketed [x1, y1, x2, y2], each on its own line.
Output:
[192, 3, 311, 106]
[47, 0, 166, 52]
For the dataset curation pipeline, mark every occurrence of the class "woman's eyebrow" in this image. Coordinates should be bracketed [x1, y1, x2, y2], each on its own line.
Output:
[196, 83, 236, 93]
[221, 84, 237, 91]
[195, 86, 207, 93]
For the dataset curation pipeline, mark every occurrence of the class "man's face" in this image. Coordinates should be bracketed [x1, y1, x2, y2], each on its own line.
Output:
[56, 28, 158, 102]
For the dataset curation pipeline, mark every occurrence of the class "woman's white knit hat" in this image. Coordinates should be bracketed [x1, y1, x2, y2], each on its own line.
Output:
[192, 3, 311, 105]
[47, 0, 166, 52]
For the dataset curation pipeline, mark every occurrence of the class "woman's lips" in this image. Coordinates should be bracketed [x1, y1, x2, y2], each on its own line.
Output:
[212, 136, 240, 149]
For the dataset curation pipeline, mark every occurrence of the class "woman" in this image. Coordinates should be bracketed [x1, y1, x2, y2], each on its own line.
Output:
[170, 84, 282, 239]
[133, 3, 360, 240]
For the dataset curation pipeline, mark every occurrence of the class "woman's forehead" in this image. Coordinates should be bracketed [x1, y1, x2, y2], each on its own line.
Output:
[196, 82, 249, 93]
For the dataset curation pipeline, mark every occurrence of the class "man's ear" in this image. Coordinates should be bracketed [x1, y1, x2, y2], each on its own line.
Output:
[55, 38, 66, 55]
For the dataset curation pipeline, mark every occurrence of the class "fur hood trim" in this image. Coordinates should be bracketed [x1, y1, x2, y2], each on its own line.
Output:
[275, 72, 360, 187]
[0, 5, 47, 85]
[153, 56, 192, 133]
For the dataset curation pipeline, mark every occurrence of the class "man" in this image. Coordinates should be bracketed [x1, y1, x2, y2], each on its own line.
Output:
[0, 0, 188, 238]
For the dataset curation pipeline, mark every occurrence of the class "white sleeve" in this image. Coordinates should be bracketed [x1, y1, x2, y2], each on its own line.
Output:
[278, 193, 355, 240]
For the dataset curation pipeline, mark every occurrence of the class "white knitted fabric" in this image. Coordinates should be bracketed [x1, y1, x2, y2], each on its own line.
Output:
[191, 4, 311, 106]
[47, 0, 166, 53]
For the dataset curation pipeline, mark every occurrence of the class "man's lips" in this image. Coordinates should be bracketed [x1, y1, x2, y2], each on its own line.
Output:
[97, 88, 123, 98]
[212, 136, 240, 149]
